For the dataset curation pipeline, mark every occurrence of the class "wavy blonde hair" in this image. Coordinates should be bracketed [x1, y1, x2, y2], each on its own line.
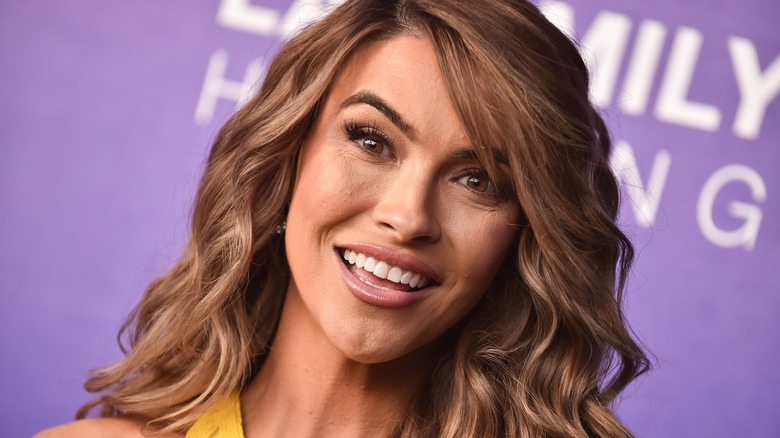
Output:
[80, 1, 649, 436]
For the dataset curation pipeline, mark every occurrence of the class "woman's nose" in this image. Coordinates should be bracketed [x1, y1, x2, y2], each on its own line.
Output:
[370, 168, 442, 244]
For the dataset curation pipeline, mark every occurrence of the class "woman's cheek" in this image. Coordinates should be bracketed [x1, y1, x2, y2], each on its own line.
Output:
[332, 152, 391, 207]
[298, 147, 360, 210]
[451, 207, 518, 280]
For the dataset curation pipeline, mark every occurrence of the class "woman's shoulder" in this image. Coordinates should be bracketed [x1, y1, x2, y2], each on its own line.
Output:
[34, 418, 182, 438]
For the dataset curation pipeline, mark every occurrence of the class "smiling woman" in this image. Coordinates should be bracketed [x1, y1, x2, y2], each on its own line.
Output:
[283, 36, 520, 367]
[37, 1, 648, 437]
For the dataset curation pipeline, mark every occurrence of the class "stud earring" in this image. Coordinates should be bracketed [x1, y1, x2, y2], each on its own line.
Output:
[274, 219, 286, 234]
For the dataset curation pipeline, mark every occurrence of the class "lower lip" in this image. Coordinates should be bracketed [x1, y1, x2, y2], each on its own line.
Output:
[337, 252, 432, 308]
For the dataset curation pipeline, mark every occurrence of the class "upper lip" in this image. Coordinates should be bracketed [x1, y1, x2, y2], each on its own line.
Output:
[337, 242, 442, 285]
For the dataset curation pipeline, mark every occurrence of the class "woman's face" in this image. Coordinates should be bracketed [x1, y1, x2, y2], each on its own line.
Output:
[284, 35, 520, 364]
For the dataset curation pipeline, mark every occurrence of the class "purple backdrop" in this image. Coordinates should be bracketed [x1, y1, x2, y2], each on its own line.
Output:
[1, 1, 778, 436]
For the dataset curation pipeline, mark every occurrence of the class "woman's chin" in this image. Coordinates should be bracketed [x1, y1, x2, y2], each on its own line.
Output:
[328, 334, 412, 365]
[323, 323, 441, 368]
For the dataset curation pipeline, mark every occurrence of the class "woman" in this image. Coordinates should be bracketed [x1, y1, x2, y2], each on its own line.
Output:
[39, 0, 649, 436]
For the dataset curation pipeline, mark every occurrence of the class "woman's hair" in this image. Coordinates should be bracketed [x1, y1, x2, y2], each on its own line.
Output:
[79, 0, 649, 436]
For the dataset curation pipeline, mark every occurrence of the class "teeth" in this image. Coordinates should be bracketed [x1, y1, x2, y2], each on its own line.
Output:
[364, 257, 377, 272]
[387, 267, 402, 282]
[342, 249, 432, 289]
[373, 261, 389, 279]
[355, 253, 366, 268]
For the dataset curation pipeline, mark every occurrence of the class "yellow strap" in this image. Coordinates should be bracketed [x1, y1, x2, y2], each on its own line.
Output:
[185, 390, 244, 438]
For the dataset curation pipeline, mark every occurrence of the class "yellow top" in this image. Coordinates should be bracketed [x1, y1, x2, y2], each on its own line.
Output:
[185, 391, 244, 438]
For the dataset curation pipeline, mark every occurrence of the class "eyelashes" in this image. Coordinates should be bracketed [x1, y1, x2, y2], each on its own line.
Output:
[343, 120, 394, 157]
[341, 118, 513, 201]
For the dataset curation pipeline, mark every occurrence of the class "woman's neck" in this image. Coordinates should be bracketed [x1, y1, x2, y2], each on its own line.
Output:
[240, 289, 438, 438]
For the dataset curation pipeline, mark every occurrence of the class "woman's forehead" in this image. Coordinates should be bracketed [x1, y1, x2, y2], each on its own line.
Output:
[313, 38, 482, 154]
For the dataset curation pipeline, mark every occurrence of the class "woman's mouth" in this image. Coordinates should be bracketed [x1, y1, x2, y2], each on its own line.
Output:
[341, 249, 431, 290]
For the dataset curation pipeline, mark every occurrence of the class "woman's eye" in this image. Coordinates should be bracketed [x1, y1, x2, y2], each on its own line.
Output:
[357, 137, 384, 155]
[459, 172, 494, 194]
[344, 122, 392, 157]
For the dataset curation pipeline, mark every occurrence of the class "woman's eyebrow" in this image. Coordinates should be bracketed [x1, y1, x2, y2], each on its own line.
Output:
[340, 91, 417, 140]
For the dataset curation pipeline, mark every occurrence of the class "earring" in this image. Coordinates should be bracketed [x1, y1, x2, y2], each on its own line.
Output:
[274, 219, 286, 234]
